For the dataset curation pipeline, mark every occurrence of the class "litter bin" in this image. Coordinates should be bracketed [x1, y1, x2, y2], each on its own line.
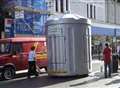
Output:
[112, 55, 118, 73]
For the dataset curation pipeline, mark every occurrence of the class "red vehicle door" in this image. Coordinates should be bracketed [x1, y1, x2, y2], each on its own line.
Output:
[11, 43, 28, 70]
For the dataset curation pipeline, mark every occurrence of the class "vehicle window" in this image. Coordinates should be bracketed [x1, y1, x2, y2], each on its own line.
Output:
[22, 42, 33, 52]
[0, 43, 11, 54]
[36, 42, 47, 53]
[11, 43, 23, 55]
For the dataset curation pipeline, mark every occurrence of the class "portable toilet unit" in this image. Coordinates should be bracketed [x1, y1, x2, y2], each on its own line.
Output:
[46, 14, 92, 76]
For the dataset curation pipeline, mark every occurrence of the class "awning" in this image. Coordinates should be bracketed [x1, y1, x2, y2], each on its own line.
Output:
[91, 26, 115, 36]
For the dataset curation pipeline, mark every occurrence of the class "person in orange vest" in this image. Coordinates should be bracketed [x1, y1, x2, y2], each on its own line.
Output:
[103, 43, 112, 78]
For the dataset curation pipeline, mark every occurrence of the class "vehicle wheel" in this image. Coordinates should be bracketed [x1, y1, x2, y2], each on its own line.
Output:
[2, 67, 15, 80]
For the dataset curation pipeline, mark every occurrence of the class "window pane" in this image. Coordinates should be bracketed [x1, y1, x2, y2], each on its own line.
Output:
[0, 43, 11, 54]
[12, 43, 22, 54]
[60, 0, 64, 13]
[90, 4, 92, 18]
[55, 0, 58, 12]
[66, 0, 68, 11]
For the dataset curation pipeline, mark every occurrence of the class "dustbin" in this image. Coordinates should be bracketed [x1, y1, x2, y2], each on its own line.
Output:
[112, 55, 118, 73]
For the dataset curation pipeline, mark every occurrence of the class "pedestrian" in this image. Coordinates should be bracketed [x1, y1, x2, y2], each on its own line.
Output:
[103, 43, 112, 78]
[27, 46, 38, 78]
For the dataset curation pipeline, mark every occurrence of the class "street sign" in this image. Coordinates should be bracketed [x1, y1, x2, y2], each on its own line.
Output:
[4, 18, 14, 37]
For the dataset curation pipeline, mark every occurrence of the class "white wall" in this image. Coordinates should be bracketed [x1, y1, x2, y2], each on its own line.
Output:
[69, 0, 87, 17]
[47, 0, 106, 22]
[116, 3, 120, 24]
[69, 0, 106, 22]
[95, 4, 105, 22]
[105, 0, 120, 24]
[106, 0, 115, 24]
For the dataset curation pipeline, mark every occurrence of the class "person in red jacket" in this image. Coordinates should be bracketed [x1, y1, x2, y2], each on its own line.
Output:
[103, 43, 112, 78]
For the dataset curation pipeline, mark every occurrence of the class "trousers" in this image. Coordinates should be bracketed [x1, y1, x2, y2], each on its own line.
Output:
[28, 61, 38, 77]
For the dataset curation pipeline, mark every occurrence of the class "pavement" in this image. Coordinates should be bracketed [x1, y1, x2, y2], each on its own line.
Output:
[0, 60, 120, 88]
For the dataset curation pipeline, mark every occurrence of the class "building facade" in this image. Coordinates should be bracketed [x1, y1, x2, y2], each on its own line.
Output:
[47, 0, 106, 22]
[47, 0, 120, 25]
[1, 0, 120, 37]
[0, 0, 50, 38]
[105, 0, 120, 24]
[47, 0, 120, 59]
[47, 0, 69, 14]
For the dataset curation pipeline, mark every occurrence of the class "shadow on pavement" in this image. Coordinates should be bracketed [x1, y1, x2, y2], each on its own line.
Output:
[70, 77, 102, 87]
[0, 73, 86, 88]
[105, 79, 120, 86]
[70, 72, 119, 87]
[105, 73, 120, 86]
[70, 72, 104, 87]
